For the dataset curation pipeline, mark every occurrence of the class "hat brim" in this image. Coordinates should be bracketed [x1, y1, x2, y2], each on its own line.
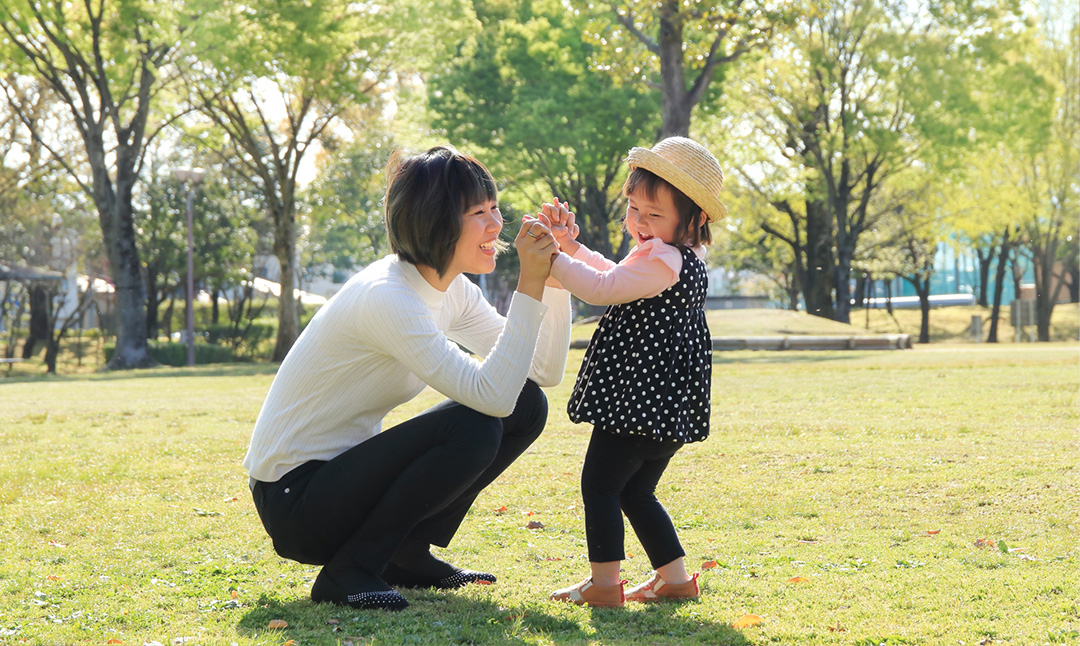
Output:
[626, 147, 727, 222]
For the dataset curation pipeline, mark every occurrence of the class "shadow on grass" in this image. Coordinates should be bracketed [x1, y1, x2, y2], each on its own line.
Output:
[237, 591, 748, 645]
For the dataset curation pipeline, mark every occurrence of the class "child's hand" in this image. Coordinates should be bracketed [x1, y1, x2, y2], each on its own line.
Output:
[537, 197, 580, 255]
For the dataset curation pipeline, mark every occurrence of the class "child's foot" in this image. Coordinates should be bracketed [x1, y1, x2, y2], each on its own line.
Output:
[310, 567, 409, 611]
[384, 549, 495, 589]
[625, 572, 699, 602]
[550, 577, 625, 608]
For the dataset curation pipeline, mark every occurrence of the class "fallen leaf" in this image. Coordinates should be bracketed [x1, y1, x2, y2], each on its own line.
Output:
[283, 641, 298, 646]
[974, 538, 995, 548]
[525, 520, 544, 529]
[702, 560, 718, 570]
[927, 529, 941, 535]
[474, 579, 492, 585]
[47, 575, 61, 581]
[627, 552, 634, 558]
[827, 622, 847, 632]
[230, 590, 238, 600]
[494, 506, 508, 513]
[107, 640, 123, 644]
[1017, 554, 1038, 562]
[732, 614, 764, 629]
[223, 496, 239, 502]
[47, 540, 67, 548]
[1008, 547, 1025, 553]
[788, 576, 809, 584]
[544, 557, 562, 561]
[523, 511, 535, 517]
[268, 619, 288, 629]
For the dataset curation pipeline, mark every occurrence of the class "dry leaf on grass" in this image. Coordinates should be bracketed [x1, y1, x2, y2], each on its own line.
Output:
[267, 619, 288, 629]
[525, 520, 544, 529]
[283, 641, 298, 646]
[523, 510, 535, 517]
[702, 560, 718, 570]
[927, 529, 941, 535]
[788, 576, 809, 584]
[107, 640, 123, 644]
[732, 614, 764, 628]
[494, 506, 508, 513]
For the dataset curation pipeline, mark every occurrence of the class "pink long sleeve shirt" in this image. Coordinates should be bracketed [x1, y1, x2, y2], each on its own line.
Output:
[550, 238, 706, 306]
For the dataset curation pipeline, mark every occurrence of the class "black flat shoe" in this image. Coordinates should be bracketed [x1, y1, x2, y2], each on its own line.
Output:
[311, 569, 409, 611]
[382, 562, 496, 590]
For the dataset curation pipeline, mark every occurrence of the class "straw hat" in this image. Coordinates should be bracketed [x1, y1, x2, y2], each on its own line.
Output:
[625, 137, 727, 222]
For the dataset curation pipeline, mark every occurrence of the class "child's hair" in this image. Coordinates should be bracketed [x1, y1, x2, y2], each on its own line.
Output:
[623, 168, 713, 247]
[384, 145, 498, 276]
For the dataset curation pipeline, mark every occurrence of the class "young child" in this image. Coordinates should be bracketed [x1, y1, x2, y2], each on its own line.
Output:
[544, 137, 725, 608]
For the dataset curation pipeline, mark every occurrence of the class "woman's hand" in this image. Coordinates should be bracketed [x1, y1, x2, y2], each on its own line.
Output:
[537, 197, 580, 256]
[515, 217, 558, 301]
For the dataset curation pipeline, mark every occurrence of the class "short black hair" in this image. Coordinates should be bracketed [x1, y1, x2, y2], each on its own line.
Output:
[384, 146, 498, 276]
[623, 168, 713, 247]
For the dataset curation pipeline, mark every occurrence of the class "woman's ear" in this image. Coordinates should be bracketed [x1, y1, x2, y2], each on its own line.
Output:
[696, 210, 707, 228]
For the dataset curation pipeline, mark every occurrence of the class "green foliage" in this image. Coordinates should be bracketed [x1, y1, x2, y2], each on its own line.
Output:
[302, 131, 395, 275]
[430, 0, 660, 258]
[104, 340, 234, 366]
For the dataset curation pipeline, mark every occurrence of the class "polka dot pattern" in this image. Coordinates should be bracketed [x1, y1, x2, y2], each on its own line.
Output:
[568, 246, 712, 444]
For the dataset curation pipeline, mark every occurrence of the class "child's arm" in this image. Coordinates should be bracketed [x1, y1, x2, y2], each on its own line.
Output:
[551, 239, 682, 306]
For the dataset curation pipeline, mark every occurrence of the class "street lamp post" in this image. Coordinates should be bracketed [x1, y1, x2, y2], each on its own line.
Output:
[172, 167, 206, 367]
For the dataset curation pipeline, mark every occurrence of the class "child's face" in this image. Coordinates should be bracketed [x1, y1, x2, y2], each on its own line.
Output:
[625, 185, 683, 246]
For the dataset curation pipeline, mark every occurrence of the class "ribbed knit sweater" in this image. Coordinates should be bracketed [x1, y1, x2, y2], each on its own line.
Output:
[243, 255, 572, 483]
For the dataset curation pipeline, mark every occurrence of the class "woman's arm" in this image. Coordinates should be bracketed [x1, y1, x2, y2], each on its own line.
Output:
[364, 286, 547, 418]
[550, 240, 683, 306]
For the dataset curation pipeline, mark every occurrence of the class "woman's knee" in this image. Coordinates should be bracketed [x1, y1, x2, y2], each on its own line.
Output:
[448, 408, 503, 467]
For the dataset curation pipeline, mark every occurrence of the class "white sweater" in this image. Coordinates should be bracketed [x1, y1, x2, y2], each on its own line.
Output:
[243, 255, 572, 483]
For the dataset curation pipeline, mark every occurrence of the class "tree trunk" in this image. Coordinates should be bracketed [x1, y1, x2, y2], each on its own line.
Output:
[272, 206, 300, 362]
[975, 247, 992, 307]
[833, 241, 854, 324]
[102, 192, 155, 369]
[906, 275, 932, 344]
[987, 229, 1012, 343]
[1032, 239, 1061, 343]
[22, 282, 50, 358]
[853, 274, 866, 309]
[1068, 265, 1079, 303]
[657, 2, 692, 138]
[803, 200, 834, 319]
[211, 286, 221, 324]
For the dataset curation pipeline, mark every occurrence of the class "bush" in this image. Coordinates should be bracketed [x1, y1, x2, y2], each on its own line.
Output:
[203, 322, 276, 359]
[104, 341, 234, 366]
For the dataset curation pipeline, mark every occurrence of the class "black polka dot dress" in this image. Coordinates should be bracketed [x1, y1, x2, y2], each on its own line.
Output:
[568, 245, 712, 443]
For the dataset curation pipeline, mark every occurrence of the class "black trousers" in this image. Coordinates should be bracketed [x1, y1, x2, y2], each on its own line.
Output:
[251, 380, 547, 575]
[580, 429, 685, 568]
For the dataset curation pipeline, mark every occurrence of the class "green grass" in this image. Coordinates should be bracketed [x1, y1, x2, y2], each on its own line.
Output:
[0, 345, 1077, 645]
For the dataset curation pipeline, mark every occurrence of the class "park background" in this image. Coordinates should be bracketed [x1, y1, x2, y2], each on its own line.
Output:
[0, 0, 1077, 645]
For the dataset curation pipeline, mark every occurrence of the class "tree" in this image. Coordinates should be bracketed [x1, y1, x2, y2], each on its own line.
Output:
[726, 0, 1041, 323]
[302, 129, 395, 284]
[582, 0, 791, 138]
[189, 0, 470, 361]
[0, 0, 209, 368]
[1018, 2, 1079, 341]
[430, 0, 659, 260]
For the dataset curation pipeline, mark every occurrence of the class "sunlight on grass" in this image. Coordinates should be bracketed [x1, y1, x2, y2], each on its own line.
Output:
[0, 345, 1076, 644]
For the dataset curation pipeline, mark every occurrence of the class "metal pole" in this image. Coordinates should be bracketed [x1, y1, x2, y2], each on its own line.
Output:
[185, 184, 196, 367]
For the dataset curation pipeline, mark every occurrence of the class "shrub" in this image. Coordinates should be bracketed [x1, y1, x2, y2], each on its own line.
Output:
[104, 341, 234, 366]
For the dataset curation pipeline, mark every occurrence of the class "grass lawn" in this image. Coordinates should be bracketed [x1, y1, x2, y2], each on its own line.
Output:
[0, 344, 1076, 645]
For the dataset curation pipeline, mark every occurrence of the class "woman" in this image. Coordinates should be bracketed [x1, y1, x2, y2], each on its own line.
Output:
[243, 146, 571, 611]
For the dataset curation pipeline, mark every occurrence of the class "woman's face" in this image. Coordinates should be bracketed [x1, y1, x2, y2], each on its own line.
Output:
[447, 199, 503, 276]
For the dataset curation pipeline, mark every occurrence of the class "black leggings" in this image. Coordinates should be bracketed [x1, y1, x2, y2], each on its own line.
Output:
[581, 430, 685, 568]
[251, 380, 547, 575]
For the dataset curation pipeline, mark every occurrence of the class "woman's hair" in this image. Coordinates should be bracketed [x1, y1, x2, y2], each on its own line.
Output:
[384, 145, 498, 276]
[623, 168, 713, 247]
